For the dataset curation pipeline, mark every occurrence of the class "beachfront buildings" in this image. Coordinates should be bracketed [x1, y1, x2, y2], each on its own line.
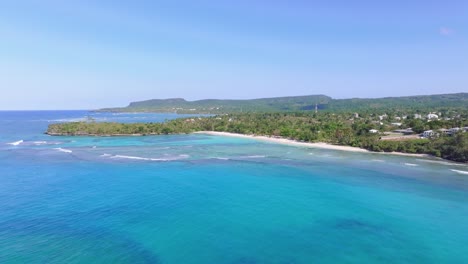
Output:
[422, 130, 435, 138]
[438, 127, 468, 136]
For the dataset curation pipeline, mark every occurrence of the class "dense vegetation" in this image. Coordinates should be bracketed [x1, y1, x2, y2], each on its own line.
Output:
[99, 95, 332, 113]
[47, 112, 468, 162]
[98, 93, 468, 114]
[326, 93, 468, 112]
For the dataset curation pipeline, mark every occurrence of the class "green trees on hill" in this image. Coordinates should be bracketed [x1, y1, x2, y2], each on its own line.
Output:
[99, 93, 468, 114]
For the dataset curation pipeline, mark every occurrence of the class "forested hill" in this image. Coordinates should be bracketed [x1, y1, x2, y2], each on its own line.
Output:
[98, 93, 468, 114]
[327, 93, 468, 112]
[100, 95, 332, 113]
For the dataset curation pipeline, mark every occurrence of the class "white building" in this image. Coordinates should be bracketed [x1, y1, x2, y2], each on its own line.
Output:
[422, 130, 435, 138]
[378, 114, 388, 120]
[414, 114, 422, 119]
[439, 127, 465, 136]
[449, 127, 461, 135]
[439, 128, 449, 135]
[369, 129, 379, 133]
[427, 113, 439, 120]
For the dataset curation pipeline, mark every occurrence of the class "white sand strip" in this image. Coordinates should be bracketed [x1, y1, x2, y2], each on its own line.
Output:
[194, 131, 430, 158]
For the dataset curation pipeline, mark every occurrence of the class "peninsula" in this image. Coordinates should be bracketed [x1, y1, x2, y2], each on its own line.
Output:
[47, 105, 468, 162]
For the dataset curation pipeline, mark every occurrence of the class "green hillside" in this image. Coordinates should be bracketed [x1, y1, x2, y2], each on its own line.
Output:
[326, 93, 468, 112]
[98, 93, 468, 114]
[100, 95, 332, 113]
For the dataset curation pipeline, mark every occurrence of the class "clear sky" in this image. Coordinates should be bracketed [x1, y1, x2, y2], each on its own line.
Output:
[1, 0, 467, 109]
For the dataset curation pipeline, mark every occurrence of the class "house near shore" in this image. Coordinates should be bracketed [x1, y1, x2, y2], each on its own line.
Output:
[393, 128, 414, 135]
[378, 114, 388, 120]
[422, 130, 436, 138]
[427, 113, 439, 120]
[438, 127, 466, 136]
[369, 129, 379, 133]
[449, 127, 461, 134]
[439, 128, 449, 135]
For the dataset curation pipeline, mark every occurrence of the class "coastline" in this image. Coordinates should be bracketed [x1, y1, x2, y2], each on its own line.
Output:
[46, 129, 432, 158]
[194, 131, 431, 158]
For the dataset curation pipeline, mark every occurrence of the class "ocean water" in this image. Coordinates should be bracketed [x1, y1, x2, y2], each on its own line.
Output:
[1, 111, 468, 264]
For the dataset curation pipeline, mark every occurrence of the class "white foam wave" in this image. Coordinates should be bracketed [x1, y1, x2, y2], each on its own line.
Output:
[112, 155, 150, 161]
[245, 155, 266, 158]
[404, 163, 418, 166]
[108, 154, 189, 162]
[54, 148, 72, 153]
[451, 169, 468, 175]
[372, 159, 385, 162]
[7, 140, 23, 146]
[417, 159, 464, 166]
[33, 141, 61, 146]
[211, 157, 230, 160]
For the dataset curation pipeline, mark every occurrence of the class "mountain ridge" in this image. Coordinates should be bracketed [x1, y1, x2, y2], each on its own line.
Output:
[99, 93, 468, 114]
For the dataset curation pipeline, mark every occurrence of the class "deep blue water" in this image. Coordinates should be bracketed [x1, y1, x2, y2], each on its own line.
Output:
[1, 111, 468, 263]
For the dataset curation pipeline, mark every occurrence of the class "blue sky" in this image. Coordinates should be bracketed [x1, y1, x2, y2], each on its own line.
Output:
[1, 1, 467, 109]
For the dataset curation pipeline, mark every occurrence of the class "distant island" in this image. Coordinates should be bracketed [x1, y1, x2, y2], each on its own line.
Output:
[48, 93, 468, 162]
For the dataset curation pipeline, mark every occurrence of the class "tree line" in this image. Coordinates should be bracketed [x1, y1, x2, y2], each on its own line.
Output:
[47, 112, 468, 162]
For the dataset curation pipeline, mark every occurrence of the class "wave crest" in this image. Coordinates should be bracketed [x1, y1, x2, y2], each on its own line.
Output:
[451, 169, 468, 175]
[54, 148, 73, 153]
[7, 140, 23, 146]
[106, 154, 189, 162]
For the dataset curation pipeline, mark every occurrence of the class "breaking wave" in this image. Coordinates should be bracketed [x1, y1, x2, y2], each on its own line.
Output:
[104, 154, 190, 162]
[7, 140, 23, 146]
[417, 159, 464, 166]
[54, 148, 73, 153]
[451, 169, 468, 175]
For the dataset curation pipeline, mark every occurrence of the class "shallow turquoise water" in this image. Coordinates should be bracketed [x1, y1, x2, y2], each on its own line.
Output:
[1, 111, 468, 263]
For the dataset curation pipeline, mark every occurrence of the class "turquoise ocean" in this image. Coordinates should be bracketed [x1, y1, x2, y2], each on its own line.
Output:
[1, 111, 467, 263]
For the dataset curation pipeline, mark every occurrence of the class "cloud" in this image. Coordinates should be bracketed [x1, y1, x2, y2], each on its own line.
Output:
[439, 27, 455, 36]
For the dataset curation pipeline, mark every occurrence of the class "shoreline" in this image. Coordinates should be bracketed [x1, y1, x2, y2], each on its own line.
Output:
[46, 130, 432, 159]
[194, 131, 431, 158]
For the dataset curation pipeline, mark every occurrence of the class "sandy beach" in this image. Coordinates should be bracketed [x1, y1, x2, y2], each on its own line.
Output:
[195, 131, 431, 158]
